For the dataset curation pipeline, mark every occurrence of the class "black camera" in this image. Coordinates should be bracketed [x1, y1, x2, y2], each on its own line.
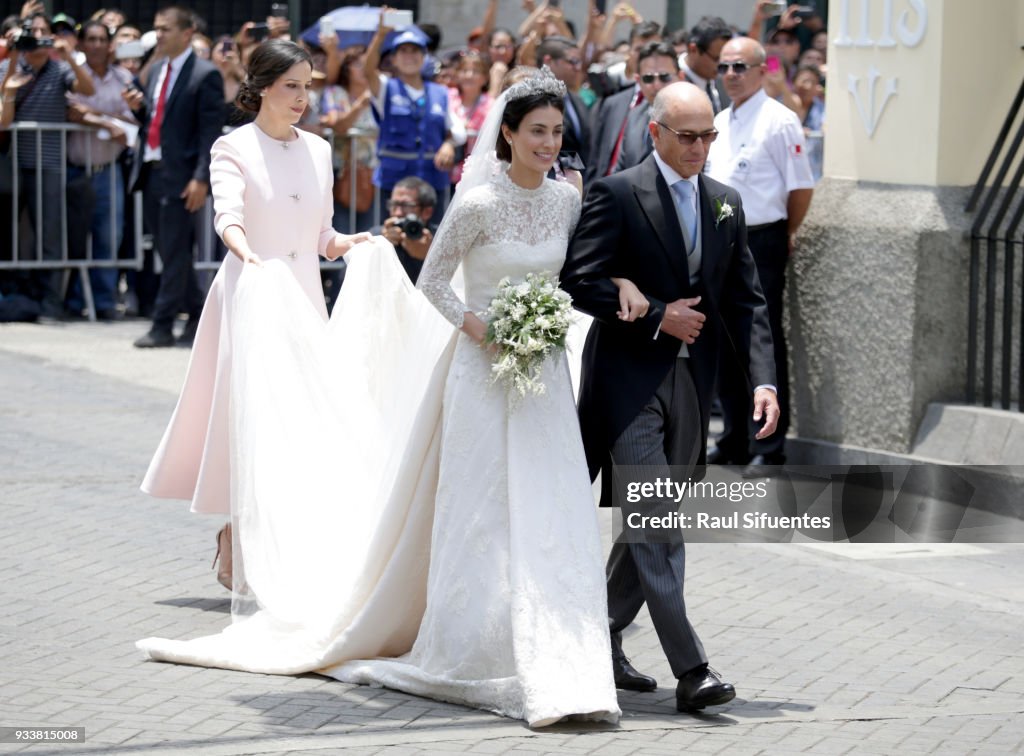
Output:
[397, 214, 425, 241]
[14, 21, 54, 52]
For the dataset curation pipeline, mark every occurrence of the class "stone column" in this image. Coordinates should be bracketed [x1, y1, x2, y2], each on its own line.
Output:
[790, 0, 1024, 455]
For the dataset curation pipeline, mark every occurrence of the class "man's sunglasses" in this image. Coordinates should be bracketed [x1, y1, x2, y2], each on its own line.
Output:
[640, 72, 676, 84]
[656, 122, 719, 147]
[717, 61, 754, 75]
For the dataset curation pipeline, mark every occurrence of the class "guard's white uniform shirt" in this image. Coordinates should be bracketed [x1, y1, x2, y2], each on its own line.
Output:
[705, 88, 814, 226]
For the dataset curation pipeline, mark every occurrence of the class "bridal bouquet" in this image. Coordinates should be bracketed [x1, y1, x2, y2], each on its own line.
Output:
[484, 272, 574, 398]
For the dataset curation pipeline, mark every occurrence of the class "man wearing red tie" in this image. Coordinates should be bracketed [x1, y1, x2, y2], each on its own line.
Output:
[129, 6, 223, 348]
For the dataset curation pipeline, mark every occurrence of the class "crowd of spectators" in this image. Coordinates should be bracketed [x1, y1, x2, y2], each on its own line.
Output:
[0, 0, 828, 325]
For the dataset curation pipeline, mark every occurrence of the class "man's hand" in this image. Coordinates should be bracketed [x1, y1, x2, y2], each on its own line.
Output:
[381, 216, 404, 247]
[658, 296, 705, 344]
[53, 37, 73, 63]
[3, 67, 32, 96]
[434, 141, 455, 170]
[402, 226, 432, 260]
[753, 387, 780, 439]
[122, 85, 144, 110]
[181, 179, 208, 212]
[20, 1, 44, 19]
[66, 102, 90, 123]
[266, 16, 290, 39]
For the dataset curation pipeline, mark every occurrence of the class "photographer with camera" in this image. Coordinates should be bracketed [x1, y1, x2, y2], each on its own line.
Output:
[0, 12, 96, 320]
[379, 176, 436, 284]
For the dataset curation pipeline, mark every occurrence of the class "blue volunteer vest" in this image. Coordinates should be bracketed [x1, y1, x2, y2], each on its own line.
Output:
[375, 77, 449, 191]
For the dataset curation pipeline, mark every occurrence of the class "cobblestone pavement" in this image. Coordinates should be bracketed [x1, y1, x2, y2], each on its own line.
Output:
[2, 321, 1023, 755]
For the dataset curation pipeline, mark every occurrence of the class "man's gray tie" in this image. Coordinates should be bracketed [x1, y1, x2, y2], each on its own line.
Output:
[672, 180, 698, 253]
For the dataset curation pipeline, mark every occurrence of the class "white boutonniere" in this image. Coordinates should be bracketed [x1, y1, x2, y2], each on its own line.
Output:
[714, 198, 733, 228]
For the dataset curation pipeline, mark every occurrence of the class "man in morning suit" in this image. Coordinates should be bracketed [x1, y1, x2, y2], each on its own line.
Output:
[130, 6, 223, 348]
[561, 82, 779, 713]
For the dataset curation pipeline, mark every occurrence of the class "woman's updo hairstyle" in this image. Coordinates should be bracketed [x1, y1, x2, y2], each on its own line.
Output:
[236, 39, 313, 114]
[494, 66, 565, 163]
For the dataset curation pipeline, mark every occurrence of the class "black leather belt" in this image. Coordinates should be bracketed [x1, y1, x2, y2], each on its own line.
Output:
[747, 219, 787, 233]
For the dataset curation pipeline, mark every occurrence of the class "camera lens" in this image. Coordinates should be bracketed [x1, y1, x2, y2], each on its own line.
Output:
[398, 214, 425, 241]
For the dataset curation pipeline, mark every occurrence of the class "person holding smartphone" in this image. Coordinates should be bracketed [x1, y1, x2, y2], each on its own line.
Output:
[211, 34, 247, 125]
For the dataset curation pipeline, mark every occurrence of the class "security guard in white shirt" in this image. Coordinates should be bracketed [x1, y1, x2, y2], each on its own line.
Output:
[705, 36, 814, 473]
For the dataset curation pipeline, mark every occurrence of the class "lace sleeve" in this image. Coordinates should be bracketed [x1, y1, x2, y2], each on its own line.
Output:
[565, 182, 582, 237]
[416, 192, 485, 328]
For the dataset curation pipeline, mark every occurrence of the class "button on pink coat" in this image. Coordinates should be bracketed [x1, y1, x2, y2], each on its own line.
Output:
[141, 124, 339, 514]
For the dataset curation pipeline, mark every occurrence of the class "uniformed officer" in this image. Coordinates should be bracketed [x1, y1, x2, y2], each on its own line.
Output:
[705, 36, 814, 474]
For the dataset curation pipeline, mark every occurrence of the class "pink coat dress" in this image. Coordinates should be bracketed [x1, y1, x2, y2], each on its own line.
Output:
[141, 123, 339, 514]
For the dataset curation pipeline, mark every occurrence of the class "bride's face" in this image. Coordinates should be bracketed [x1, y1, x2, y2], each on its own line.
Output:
[503, 105, 563, 176]
[261, 61, 314, 124]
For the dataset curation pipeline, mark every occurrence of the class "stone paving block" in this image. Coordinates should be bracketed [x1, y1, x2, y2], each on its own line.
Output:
[4, 331, 1024, 755]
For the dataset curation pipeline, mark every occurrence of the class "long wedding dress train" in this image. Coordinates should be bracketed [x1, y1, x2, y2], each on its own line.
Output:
[137, 226, 617, 726]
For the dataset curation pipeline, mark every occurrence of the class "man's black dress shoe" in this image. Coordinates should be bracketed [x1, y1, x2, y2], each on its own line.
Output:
[740, 453, 786, 479]
[177, 319, 199, 347]
[675, 665, 735, 711]
[613, 653, 658, 692]
[611, 632, 657, 691]
[134, 329, 175, 348]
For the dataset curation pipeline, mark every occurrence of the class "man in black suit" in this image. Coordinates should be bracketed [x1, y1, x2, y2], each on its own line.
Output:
[562, 83, 778, 713]
[585, 22, 663, 184]
[680, 16, 732, 115]
[611, 42, 680, 174]
[130, 6, 223, 348]
[536, 36, 590, 171]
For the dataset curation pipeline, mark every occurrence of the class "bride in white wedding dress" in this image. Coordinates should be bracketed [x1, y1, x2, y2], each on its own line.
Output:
[138, 70, 639, 727]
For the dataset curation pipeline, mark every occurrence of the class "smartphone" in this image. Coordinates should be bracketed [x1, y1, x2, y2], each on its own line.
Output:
[547, 0, 561, 7]
[765, 55, 781, 73]
[220, 39, 234, 54]
[250, 22, 270, 41]
[320, 16, 335, 37]
[793, 4, 816, 18]
[763, 0, 788, 17]
[270, 4, 289, 18]
[115, 39, 145, 59]
[382, 9, 413, 28]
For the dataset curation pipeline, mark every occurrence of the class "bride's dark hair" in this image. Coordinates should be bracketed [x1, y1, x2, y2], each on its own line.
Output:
[495, 91, 565, 163]
[237, 40, 313, 114]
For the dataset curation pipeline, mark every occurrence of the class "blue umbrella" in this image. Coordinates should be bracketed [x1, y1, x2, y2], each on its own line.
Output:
[301, 5, 382, 50]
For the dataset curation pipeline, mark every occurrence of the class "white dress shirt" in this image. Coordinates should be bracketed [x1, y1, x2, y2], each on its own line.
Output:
[651, 151, 777, 393]
[143, 47, 194, 164]
[705, 88, 814, 226]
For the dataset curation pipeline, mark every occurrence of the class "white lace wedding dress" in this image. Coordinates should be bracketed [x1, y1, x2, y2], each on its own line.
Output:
[136, 169, 618, 727]
[325, 170, 618, 726]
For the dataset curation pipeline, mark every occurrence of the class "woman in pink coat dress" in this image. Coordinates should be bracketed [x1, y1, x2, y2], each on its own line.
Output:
[140, 40, 370, 585]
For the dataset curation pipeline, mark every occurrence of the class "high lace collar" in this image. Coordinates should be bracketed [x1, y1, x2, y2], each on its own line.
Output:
[493, 166, 549, 198]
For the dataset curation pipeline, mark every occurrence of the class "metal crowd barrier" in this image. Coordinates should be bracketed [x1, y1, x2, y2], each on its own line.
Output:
[3, 122, 144, 321]
[3, 123, 395, 315]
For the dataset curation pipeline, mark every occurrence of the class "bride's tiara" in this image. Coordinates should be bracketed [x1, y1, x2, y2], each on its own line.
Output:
[504, 66, 567, 102]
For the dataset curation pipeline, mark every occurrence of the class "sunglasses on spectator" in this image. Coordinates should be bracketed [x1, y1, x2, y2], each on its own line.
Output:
[717, 61, 754, 75]
[656, 122, 719, 146]
[388, 201, 420, 211]
[640, 72, 675, 84]
[562, 57, 582, 67]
